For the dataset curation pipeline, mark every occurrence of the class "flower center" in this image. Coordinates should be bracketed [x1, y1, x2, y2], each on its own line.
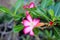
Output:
[29, 22, 34, 27]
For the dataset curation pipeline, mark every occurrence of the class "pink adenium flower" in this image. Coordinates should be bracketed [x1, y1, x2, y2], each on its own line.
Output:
[28, 2, 35, 8]
[23, 2, 35, 9]
[23, 5, 28, 9]
[22, 11, 40, 36]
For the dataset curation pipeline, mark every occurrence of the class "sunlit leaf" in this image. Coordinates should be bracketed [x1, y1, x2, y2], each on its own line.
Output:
[48, 9, 55, 21]
[0, 6, 10, 13]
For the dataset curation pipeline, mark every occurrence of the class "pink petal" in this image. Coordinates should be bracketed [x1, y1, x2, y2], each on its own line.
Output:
[33, 19, 40, 26]
[26, 11, 29, 15]
[22, 20, 30, 27]
[23, 5, 28, 9]
[30, 31, 34, 36]
[29, 2, 35, 8]
[26, 11, 32, 22]
[24, 27, 32, 34]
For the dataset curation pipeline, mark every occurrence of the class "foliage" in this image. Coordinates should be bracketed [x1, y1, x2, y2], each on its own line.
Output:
[0, 0, 60, 40]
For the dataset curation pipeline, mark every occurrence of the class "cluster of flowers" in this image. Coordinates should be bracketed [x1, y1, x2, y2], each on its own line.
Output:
[22, 2, 53, 36]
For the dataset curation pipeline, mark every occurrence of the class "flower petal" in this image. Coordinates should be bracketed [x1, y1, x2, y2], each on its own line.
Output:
[26, 11, 29, 15]
[24, 27, 32, 34]
[23, 5, 28, 9]
[33, 19, 40, 26]
[26, 11, 32, 22]
[29, 2, 35, 8]
[30, 31, 34, 36]
[22, 20, 30, 27]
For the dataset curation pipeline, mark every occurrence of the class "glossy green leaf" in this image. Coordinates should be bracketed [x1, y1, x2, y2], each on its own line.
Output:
[13, 24, 24, 33]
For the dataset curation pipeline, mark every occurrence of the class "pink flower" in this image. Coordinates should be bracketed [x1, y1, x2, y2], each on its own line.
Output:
[23, 2, 35, 9]
[22, 11, 40, 36]
[28, 2, 35, 8]
[23, 5, 28, 9]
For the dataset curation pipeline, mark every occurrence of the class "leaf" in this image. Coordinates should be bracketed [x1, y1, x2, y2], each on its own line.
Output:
[41, 0, 54, 8]
[13, 24, 24, 33]
[29, 8, 39, 16]
[54, 2, 60, 16]
[43, 30, 55, 40]
[48, 9, 55, 21]
[14, 0, 24, 14]
[30, 8, 51, 21]
[48, 2, 60, 21]
[14, 13, 25, 21]
[56, 17, 60, 21]
[33, 28, 40, 35]
[49, 2, 60, 17]
[48, 9, 54, 17]
[0, 6, 10, 13]
[53, 27, 60, 39]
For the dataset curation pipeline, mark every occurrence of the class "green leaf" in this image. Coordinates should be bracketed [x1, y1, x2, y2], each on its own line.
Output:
[48, 2, 60, 17]
[14, 0, 24, 14]
[0, 6, 10, 13]
[54, 27, 60, 39]
[45, 30, 50, 36]
[33, 28, 40, 35]
[13, 24, 24, 33]
[32, 8, 51, 21]
[14, 13, 25, 21]
[41, 0, 54, 8]
[43, 30, 55, 40]
[57, 17, 60, 21]
[29, 9, 39, 16]
[48, 9, 54, 17]
[54, 2, 60, 17]
[48, 2, 60, 21]
[49, 2, 60, 17]
[48, 9, 55, 21]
